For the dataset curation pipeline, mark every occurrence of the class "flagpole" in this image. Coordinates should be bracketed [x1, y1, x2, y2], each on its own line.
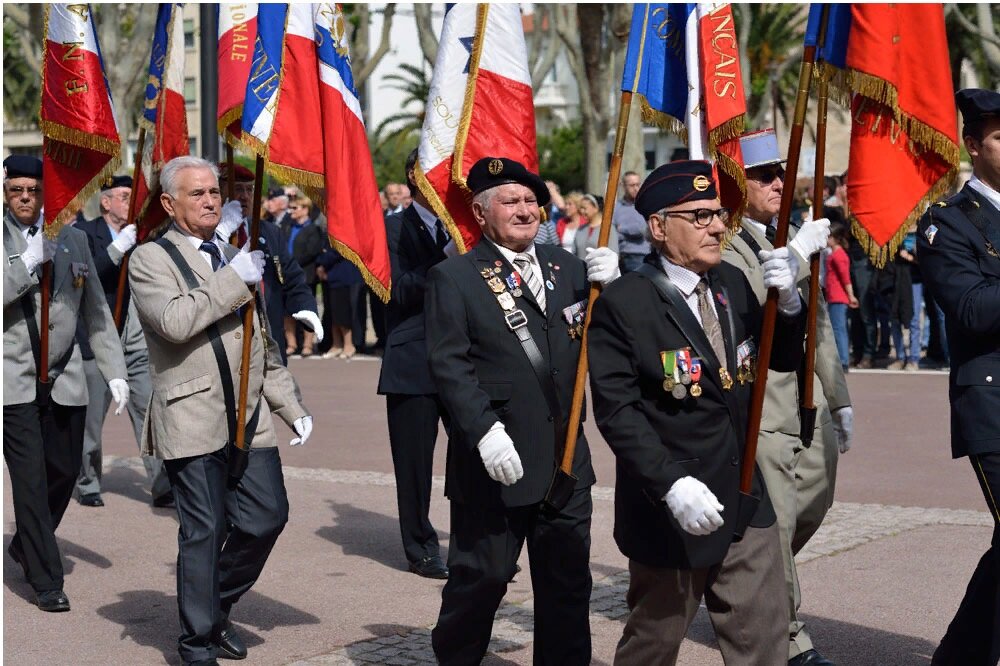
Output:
[801, 6, 831, 447]
[113, 127, 147, 333]
[558, 90, 634, 483]
[229, 154, 265, 482]
[740, 34, 820, 494]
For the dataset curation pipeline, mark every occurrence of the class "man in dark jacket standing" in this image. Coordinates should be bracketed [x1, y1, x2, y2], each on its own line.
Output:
[425, 156, 619, 665]
[919, 88, 1000, 666]
[588, 161, 806, 665]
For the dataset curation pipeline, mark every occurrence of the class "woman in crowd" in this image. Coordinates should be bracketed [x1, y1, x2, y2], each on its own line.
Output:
[282, 194, 326, 357]
[557, 191, 585, 253]
[316, 243, 363, 359]
[572, 193, 618, 260]
[825, 221, 859, 371]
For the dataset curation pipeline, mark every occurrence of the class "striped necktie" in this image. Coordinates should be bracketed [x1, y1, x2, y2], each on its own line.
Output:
[695, 279, 727, 371]
[514, 253, 546, 313]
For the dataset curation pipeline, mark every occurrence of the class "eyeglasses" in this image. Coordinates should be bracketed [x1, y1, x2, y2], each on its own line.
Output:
[663, 207, 731, 228]
[6, 186, 41, 197]
[748, 166, 785, 184]
[289, 205, 302, 211]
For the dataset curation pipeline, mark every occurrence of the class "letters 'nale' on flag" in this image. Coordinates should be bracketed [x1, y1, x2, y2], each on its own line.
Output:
[217, 3, 258, 147]
[622, 3, 748, 221]
[133, 3, 190, 242]
[39, 3, 121, 238]
[315, 3, 390, 301]
[806, 3, 959, 267]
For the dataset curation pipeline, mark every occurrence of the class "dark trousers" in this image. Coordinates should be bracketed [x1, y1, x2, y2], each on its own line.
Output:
[386, 393, 448, 563]
[164, 446, 289, 663]
[432, 486, 593, 666]
[369, 288, 386, 350]
[850, 258, 876, 361]
[3, 400, 86, 593]
[933, 453, 1000, 666]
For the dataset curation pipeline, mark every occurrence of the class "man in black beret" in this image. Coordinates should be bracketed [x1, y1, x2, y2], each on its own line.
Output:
[262, 186, 290, 227]
[425, 156, 619, 664]
[588, 160, 807, 664]
[919, 88, 1000, 666]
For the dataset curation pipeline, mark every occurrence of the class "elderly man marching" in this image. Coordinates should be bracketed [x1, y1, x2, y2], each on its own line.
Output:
[722, 129, 852, 666]
[129, 156, 313, 666]
[588, 161, 807, 664]
[425, 156, 619, 665]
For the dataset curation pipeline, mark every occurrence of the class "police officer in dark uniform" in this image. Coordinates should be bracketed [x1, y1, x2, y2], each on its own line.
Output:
[918, 88, 1000, 666]
[425, 156, 619, 665]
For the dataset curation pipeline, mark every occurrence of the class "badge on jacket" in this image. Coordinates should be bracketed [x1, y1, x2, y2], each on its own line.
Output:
[562, 299, 586, 339]
[71, 261, 89, 288]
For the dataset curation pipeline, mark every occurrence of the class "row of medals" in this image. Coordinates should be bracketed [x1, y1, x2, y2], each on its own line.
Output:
[662, 362, 753, 399]
[482, 266, 521, 311]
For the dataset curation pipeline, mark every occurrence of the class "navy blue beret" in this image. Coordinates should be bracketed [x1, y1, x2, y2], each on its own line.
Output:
[3, 155, 42, 180]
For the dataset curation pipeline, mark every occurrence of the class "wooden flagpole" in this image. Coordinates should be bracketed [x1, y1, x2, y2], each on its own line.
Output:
[113, 127, 147, 332]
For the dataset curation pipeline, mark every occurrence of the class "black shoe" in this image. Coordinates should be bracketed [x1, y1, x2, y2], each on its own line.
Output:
[789, 649, 835, 666]
[79, 493, 104, 507]
[215, 624, 247, 660]
[36, 589, 71, 612]
[408, 555, 449, 579]
[508, 563, 522, 583]
[152, 491, 175, 508]
[185, 660, 219, 666]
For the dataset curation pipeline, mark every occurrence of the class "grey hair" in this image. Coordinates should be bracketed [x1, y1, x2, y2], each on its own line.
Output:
[472, 188, 495, 213]
[159, 156, 219, 198]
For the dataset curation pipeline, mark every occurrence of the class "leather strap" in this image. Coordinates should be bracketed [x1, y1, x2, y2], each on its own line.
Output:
[955, 192, 1000, 254]
[155, 238, 259, 445]
[20, 288, 74, 387]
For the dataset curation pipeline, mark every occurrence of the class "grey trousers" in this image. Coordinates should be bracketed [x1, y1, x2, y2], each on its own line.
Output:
[76, 306, 169, 501]
[614, 522, 787, 666]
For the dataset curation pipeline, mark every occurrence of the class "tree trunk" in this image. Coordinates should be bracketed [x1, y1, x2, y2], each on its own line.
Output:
[414, 4, 439, 66]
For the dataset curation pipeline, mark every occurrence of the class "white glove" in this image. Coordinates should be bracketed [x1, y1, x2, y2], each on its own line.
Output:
[292, 310, 325, 343]
[108, 378, 130, 415]
[216, 200, 244, 240]
[110, 224, 138, 255]
[229, 243, 265, 285]
[789, 217, 831, 259]
[21, 230, 57, 274]
[664, 476, 725, 536]
[832, 406, 853, 454]
[290, 415, 313, 446]
[442, 238, 459, 258]
[477, 422, 524, 486]
[759, 248, 802, 316]
[585, 246, 621, 286]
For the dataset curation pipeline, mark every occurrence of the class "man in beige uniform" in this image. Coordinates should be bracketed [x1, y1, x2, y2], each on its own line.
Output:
[129, 156, 312, 666]
[722, 130, 852, 666]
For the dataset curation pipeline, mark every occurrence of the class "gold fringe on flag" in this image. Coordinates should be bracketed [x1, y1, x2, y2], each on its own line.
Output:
[329, 236, 391, 304]
[451, 3, 491, 192]
[638, 96, 688, 144]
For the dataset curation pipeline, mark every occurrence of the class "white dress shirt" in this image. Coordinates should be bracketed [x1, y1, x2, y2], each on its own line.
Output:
[658, 254, 720, 327]
[179, 228, 227, 270]
[968, 174, 1000, 213]
[495, 241, 541, 285]
[19, 217, 42, 240]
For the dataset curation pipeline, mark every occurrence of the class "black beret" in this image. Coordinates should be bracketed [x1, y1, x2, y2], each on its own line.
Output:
[267, 187, 285, 199]
[101, 175, 133, 191]
[3, 155, 42, 180]
[218, 161, 255, 182]
[957, 88, 1000, 136]
[466, 157, 550, 207]
[634, 160, 718, 219]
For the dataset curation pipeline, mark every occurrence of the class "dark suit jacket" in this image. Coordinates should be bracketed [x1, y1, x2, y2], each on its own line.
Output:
[587, 253, 805, 569]
[426, 238, 596, 508]
[281, 220, 326, 286]
[74, 216, 124, 360]
[917, 183, 1000, 458]
[377, 205, 448, 396]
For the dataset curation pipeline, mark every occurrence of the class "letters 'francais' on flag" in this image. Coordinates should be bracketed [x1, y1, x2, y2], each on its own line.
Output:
[241, 3, 324, 195]
[622, 3, 748, 220]
[39, 3, 121, 239]
[134, 3, 190, 242]
[806, 3, 959, 267]
[217, 2, 259, 147]
[314, 3, 390, 301]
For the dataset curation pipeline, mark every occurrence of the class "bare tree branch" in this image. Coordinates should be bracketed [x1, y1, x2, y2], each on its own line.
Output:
[947, 3, 1000, 50]
[529, 6, 560, 92]
[414, 3, 438, 66]
[355, 3, 396, 87]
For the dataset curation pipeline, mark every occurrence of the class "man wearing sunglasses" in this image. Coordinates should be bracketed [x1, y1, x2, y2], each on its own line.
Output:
[722, 129, 852, 666]
[589, 160, 807, 664]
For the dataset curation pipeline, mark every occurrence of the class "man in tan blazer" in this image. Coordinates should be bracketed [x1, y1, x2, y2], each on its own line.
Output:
[129, 156, 312, 666]
[3, 154, 129, 613]
[722, 130, 852, 666]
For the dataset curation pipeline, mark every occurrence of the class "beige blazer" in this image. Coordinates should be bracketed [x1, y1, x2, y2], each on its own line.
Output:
[3, 214, 127, 406]
[129, 227, 306, 460]
[721, 221, 851, 436]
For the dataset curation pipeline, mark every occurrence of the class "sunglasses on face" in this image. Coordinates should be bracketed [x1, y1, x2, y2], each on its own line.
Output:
[748, 166, 785, 184]
[663, 207, 731, 228]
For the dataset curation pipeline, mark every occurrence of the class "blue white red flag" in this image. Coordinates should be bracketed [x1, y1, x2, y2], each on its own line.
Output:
[217, 3, 259, 147]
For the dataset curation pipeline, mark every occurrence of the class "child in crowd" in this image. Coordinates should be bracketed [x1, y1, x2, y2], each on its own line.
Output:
[825, 222, 859, 371]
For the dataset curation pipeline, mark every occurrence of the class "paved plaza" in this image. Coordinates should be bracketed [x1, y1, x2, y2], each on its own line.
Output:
[4, 359, 991, 665]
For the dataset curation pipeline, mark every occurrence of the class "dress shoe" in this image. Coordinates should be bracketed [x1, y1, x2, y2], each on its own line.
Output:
[79, 493, 104, 507]
[36, 589, 71, 612]
[215, 624, 247, 660]
[789, 649, 835, 666]
[152, 491, 175, 508]
[855, 357, 873, 369]
[185, 660, 220, 666]
[408, 555, 449, 579]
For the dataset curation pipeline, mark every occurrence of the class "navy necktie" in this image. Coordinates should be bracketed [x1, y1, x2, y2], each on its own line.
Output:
[434, 220, 448, 250]
[200, 241, 222, 271]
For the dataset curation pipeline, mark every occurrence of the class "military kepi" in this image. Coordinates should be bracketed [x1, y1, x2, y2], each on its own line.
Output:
[467, 156, 550, 206]
[3, 155, 42, 180]
[956, 88, 1000, 136]
[739, 128, 785, 169]
[101, 175, 133, 190]
[634, 160, 718, 219]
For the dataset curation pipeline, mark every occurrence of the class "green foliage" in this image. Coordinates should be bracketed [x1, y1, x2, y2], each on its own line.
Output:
[945, 5, 1000, 91]
[738, 4, 807, 127]
[537, 122, 585, 193]
[370, 131, 419, 189]
[3, 19, 39, 125]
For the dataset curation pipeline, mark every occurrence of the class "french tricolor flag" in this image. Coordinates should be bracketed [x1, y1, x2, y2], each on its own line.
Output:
[134, 3, 189, 240]
[415, 4, 538, 252]
[217, 3, 258, 147]
[39, 3, 121, 236]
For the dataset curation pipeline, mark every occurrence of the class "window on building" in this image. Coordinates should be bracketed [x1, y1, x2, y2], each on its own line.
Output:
[188, 137, 198, 155]
[184, 77, 197, 106]
[184, 19, 195, 50]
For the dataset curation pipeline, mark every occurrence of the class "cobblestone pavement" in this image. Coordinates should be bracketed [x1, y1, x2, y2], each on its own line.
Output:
[102, 457, 986, 666]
